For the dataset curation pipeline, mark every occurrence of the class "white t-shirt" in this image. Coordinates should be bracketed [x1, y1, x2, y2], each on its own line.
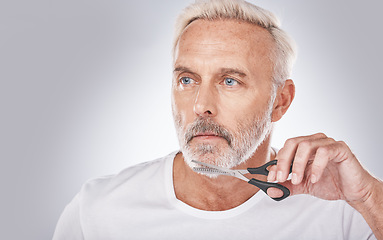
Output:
[53, 151, 375, 239]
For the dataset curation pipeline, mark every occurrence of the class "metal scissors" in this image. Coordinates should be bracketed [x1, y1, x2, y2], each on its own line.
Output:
[192, 159, 292, 201]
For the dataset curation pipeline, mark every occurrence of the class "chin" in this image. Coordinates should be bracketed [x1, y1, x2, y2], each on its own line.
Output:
[181, 145, 244, 171]
[182, 152, 221, 179]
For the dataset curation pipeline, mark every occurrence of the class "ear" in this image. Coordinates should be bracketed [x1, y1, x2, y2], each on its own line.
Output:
[271, 79, 295, 122]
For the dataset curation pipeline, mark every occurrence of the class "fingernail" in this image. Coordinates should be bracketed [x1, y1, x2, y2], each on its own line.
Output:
[311, 174, 317, 183]
[277, 171, 283, 182]
[268, 170, 275, 181]
[292, 173, 298, 184]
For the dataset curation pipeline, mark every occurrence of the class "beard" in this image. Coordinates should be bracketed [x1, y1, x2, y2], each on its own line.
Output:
[173, 99, 274, 176]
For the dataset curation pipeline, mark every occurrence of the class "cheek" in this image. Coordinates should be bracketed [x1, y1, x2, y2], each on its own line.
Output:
[172, 95, 191, 130]
[217, 92, 270, 124]
[217, 92, 255, 113]
[172, 91, 196, 118]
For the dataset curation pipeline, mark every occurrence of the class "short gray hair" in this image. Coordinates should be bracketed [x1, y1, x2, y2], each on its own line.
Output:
[173, 0, 297, 86]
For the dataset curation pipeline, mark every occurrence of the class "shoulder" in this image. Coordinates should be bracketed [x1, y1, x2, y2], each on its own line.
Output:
[53, 152, 177, 239]
[79, 151, 176, 204]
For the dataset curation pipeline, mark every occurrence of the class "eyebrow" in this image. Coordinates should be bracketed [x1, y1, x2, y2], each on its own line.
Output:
[173, 66, 247, 78]
[219, 68, 247, 77]
[173, 66, 193, 74]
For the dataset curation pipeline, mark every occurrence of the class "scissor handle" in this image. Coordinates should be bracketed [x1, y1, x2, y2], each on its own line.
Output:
[247, 160, 278, 175]
[247, 160, 293, 176]
[248, 178, 290, 201]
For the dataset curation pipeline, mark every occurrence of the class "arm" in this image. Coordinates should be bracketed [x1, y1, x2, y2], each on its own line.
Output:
[267, 133, 383, 239]
[350, 177, 383, 240]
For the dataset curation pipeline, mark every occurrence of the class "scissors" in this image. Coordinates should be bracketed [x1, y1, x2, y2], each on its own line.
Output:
[191, 159, 292, 201]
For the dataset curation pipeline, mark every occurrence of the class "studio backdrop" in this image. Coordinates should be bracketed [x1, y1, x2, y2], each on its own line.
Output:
[1, 0, 382, 239]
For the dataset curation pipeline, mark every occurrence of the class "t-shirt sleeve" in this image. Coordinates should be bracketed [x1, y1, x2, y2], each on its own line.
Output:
[342, 202, 376, 240]
[52, 193, 84, 240]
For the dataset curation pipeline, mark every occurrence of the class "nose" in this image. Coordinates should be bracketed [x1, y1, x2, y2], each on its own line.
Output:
[193, 83, 217, 117]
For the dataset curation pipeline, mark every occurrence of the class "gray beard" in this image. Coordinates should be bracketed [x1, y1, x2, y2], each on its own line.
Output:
[173, 102, 274, 177]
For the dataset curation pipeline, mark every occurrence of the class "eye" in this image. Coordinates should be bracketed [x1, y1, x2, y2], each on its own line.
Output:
[224, 78, 238, 86]
[180, 77, 194, 85]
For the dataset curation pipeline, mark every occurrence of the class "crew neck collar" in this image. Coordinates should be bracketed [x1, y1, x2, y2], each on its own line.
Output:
[164, 151, 266, 219]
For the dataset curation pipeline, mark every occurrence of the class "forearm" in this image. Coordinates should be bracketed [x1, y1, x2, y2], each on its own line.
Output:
[349, 177, 383, 240]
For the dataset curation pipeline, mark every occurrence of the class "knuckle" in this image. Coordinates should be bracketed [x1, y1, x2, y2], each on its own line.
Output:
[311, 162, 323, 171]
[275, 149, 286, 160]
[276, 156, 288, 165]
[275, 155, 290, 168]
[298, 140, 312, 149]
[314, 132, 327, 138]
[337, 140, 347, 147]
[292, 161, 305, 170]
[284, 138, 296, 147]
[317, 146, 330, 156]
[284, 137, 300, 148]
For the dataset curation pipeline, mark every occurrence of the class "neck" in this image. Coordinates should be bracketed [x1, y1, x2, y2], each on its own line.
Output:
[173, 136, 274, 211]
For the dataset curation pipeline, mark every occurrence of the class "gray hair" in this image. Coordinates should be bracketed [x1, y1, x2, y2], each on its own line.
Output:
[173, 0, 297, 86]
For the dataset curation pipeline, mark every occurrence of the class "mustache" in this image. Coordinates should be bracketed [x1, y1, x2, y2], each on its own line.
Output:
[184, 118, 232, 146]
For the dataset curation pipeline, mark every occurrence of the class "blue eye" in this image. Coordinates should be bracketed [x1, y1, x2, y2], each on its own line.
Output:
[180, 77, 193, 85]
[224, 78, 238, 86]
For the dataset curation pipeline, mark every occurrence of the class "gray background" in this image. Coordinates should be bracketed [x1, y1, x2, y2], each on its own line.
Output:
[1, 0, 382, 239]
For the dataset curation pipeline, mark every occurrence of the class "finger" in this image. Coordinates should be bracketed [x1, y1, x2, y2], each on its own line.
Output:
[292, 137, 335, 185]
[310, 141, 340, 183]
[274, 138, 302, 182]
[276, 133, 327, 183]
[267, 164, 277, 182]
[290, 140, 314, 185]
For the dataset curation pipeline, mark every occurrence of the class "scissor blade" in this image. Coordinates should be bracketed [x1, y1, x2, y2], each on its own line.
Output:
[191, 160, 232, 176]
[191, 160, 231, 173]
[192, 167, 232, 176]
[191, 160, 248, 181]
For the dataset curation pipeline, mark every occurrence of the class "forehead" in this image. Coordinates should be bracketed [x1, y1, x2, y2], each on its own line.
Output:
[175, 19, 274, 76]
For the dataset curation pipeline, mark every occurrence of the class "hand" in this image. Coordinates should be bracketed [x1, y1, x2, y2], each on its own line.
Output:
[267, 133, 375, 204]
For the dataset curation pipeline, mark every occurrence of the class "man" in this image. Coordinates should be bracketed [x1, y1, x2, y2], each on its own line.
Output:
[53, 0, 383, 239]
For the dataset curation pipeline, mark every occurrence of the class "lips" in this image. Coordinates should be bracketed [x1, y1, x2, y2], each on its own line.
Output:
[190, 132, 226, 143]
[194, 132, 220, 138]
[184, 118, 232, 146]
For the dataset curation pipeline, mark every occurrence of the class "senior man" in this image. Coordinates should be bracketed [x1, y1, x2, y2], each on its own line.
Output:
[53, 0, 383, 239]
